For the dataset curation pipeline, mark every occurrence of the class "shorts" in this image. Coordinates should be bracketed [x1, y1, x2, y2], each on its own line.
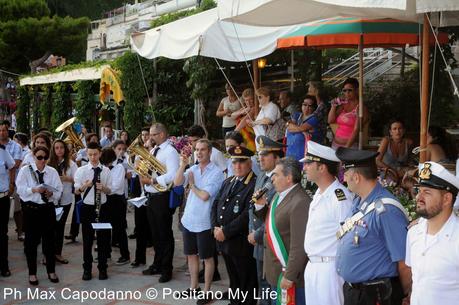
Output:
[182, 227, 215, 259]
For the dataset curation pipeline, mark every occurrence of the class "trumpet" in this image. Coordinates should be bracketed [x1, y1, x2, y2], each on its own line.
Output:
[55, 117, 84, 154]
[127, 135, 171, 192]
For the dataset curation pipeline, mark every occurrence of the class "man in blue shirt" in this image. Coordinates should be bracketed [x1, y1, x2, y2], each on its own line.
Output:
[0, 142, 15, 277]
[335, 147, 411, 305]
[174, 139, 225, 305]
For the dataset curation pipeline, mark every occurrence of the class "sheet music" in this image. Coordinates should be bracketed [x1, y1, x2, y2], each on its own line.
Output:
[128, 196, 148, 208]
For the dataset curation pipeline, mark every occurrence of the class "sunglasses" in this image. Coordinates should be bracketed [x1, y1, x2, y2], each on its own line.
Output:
[342, 89, 354, 93]
[35, 155, 48, 161]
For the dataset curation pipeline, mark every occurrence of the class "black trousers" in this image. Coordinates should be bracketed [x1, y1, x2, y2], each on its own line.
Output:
[55, 204, 71, 255]
[22, 202, 56, 275]
[0, 196, 10, 272]
[146, 192, 174, 275]
[134, 205, 149, 264]
[108, 194, 130, 259]
[343, 277, 404, 305]
[222, 253, 258, 305]
[68, 195, 81, 238]
[81, 204, 111, 272]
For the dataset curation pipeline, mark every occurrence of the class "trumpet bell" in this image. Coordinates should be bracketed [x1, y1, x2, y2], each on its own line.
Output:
[56, 117, 77, 133]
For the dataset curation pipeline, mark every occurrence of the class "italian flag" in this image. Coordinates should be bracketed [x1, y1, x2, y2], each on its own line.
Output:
[266, 194, 296, 305]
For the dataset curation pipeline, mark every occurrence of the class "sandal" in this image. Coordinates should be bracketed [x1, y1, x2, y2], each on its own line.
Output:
[55, 256, 69, 264]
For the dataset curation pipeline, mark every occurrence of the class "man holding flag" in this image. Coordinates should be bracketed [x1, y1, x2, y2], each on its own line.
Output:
[254, 157, 310, 305]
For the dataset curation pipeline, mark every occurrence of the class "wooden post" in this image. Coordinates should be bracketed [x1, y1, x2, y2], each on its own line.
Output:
[401, 46, 406, 78]
[253, 59, 260, 114]
[420, 14, 430, 163]
[290, 50, 295, 92]
[358, 35, 364, 149]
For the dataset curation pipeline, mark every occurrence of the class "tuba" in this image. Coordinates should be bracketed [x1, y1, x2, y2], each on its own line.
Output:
[127, 135, 171, 192]
[55, 117, 85, 154]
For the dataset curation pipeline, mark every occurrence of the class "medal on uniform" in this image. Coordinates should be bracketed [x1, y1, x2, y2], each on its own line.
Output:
[233, 204, 239, 213]
[353, 230, 359, 245]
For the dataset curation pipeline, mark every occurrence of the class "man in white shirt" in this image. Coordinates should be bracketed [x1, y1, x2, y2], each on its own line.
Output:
[174, 139, 225, 304]
[100, 125, 114, 148]
[74, 142, 112, 281]
[301, 141, 353, 305]
[140, 123, 179, 283]
[406, 162, 459, 305]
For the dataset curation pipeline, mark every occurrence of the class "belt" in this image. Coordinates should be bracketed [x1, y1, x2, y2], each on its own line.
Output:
[22, 201, 55, 209]
[308, 256, 336, 263]
[145, 191, 167, 198]
[346, 277, 394, 290]
[0, 191, 8, 199]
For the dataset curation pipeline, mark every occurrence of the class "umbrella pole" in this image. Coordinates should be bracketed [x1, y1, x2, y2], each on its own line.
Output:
[253, 59, 260, 114]
[420, 14, 430, 163]
[358, 35, 364, 150]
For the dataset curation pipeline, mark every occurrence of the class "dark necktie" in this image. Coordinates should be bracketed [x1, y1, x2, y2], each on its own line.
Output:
[117, 158, 124, 164]
[153, 146, 160, 157]
[230, 178, 241, 195]
[36, 170, 48, 203]
[92, 167, 102, 204]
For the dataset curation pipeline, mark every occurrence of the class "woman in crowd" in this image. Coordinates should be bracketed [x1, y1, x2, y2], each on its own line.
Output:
[232, 88, 257, 152]
[16, 146, 63, 285]
[328, 78, 368, 149]
[48, 139, 78, 265]
[249, 87, 282, 144]
[286, 95, 321, 161]
[13, 132, 30, 160]
[216, 83, 241, 137]
[376, 119, 414, 182]
[22, 133, 52, 166]
[426, 126, 457, 163]
[307, 81, 329, 144]
[119, 130, 131, 146]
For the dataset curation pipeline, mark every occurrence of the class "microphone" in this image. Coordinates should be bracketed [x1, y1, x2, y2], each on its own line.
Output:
[250, 181, 273, 205]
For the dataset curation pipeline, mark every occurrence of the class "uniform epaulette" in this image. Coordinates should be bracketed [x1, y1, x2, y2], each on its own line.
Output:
[335, 189, 346, 201]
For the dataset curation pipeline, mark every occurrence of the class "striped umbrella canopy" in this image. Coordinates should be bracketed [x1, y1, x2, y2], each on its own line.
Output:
[277, 17, 449, 49]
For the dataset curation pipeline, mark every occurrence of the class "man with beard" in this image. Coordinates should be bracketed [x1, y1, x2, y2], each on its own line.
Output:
[405, 161, 459, 305]
[335, 147, 411, 305]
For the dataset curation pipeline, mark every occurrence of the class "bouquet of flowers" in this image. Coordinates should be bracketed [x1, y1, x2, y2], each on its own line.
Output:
[169, 136, 193, 157]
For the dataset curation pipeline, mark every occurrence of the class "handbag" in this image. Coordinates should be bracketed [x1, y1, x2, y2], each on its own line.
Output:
[169, 185, 185, 209]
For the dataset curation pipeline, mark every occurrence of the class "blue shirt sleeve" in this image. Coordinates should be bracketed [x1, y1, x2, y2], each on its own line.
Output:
[377, 205, 408, 262]
[305, 115, 319, 128]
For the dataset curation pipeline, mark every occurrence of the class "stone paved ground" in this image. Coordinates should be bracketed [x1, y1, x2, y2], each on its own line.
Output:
[0, 205, 233, 305]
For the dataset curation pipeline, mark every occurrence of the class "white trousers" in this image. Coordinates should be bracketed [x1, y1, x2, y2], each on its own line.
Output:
[304, 261, 344, 305]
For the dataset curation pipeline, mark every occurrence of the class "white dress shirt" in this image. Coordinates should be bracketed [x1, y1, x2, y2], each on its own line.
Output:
[181, 162, 225, 232]
[74, 163, 112, 205]
[406, 213, 459, 305]
[0, 148, 15, 192]
[109, 163, 125, 196]
[76, 148, 89, 165]
[16, 163, 63, 204]
[59, 161, 78, 205]
[304, 179, 353, 256]
[144, 140, 180, 194]
[21, 151, 34, 167]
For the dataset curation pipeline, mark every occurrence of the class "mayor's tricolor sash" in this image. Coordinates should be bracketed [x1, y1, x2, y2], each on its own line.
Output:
[266, 194, 295, 305]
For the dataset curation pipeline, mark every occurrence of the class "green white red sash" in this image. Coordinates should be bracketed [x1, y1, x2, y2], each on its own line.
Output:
[266, 194, 295, 305]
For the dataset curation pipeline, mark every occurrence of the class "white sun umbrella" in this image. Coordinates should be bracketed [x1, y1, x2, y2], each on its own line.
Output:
[130, 8, 300, 62]
[217, 0, 459, 26]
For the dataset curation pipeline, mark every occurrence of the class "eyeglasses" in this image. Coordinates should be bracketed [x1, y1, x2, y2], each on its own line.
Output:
[342, 89, 354, 93]
[35, 155, 48, 161]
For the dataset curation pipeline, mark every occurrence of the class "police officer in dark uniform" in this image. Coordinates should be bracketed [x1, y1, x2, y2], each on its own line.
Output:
[211, 146, 258, 305]
[249, 136, 284, 305]
[335, 147, 411, 305]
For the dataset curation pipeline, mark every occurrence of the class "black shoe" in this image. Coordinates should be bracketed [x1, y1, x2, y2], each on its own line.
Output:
[128, 233, 136, 239]
[131, 261, 145, 268]
[112, 243, 120, 248]
[29, 279, 39, 286]
[48, 273, 59, 283]
[180, 287, 201, 298]
[82, 270, 92, 281]
[115, 257, 130, 266]
[158, 273, 172, 283]
[65, 237, 77, 244]
[99, 270, 108, 280]
[196, 291, 213, 305]
[1, 269, 11, 277]
[65, 235, 76, 240]
[142, 267, 161, 275]
[199, 270, 221, 283]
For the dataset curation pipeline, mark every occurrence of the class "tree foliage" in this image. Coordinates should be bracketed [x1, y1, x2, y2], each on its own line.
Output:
[16, 86, 30, 133]
[39, 85, 52, 128]
[51, 83, 71, 132]
[151, 0, 216, 27]
[46, 0, 131, 20]
[73, 80, 96, 128]
[0, 0, 89, 73]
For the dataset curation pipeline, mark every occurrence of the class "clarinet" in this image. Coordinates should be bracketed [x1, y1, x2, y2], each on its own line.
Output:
[95, 174, 101, 223]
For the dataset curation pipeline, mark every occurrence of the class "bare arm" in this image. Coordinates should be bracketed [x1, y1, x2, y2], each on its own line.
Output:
[398, 260, 412, 297]
[328, 104, 338, 124]
[376, 137, 391, 169]
[216, 100, 229, 117]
